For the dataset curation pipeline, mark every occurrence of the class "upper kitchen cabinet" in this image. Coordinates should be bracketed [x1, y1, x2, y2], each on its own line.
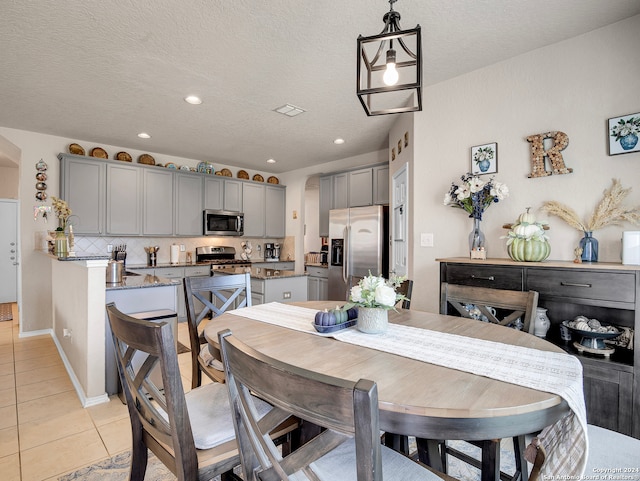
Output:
[242, 183, 286, 238]
[176, 172, 204, 236]
[265, 185, 285, 238]
[349, 168, 373, 207]
[143, 169, 174, 235]
[224, 179, 243, 212]
[319, 163, 389, 236]
[59, 154, 105, 235]
[373, 165, 389, 205]
[106, 163, 143, 235]
[204, 176, 242, 213]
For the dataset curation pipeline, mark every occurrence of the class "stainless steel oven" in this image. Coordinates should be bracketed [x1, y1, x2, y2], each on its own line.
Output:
[203, 210, 244, 236]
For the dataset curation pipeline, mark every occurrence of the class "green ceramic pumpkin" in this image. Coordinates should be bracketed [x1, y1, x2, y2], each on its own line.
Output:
[507, 237, 551, 262]
[330, 308, 349, 324]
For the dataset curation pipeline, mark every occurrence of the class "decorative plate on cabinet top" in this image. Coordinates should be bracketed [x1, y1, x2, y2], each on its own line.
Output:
[115, 151, 132, 162]
[253, 174, 264, 182]
[237, 169, 249, 179]
[267, 176, 279, 184]
[179, 165, 191, 171]
[138, 153, 155, 165]
[220, 168, 233, 177]
[68, 143, 85, 156]
[197, 161, 206, 173]
[90, 147, 108, 159]
[165, 163, 177, 169]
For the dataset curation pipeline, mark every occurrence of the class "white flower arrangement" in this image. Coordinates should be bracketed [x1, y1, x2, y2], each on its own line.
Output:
[345, 273, 408, 310]
[444, 173, 509, 220]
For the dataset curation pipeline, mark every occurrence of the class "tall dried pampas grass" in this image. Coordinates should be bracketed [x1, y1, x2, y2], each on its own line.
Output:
[541, 179, 640, 233]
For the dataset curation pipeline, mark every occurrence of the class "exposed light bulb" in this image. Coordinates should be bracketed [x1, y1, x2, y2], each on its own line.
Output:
[383, 49, 398, 86]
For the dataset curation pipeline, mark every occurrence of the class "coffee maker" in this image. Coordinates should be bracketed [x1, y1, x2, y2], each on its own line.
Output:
[264, 243, 278, 262]
[273, 243, 281, 261]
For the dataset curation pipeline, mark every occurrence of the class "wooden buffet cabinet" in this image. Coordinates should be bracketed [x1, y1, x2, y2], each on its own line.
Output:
[438, 257, 639, 439]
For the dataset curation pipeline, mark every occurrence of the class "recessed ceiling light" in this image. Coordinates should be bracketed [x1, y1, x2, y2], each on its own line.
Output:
[334, 138, 345, 145]
[266, 158, 276, 164]
[184, 95, 202, 105]
[274, 104, 306, 117]
[138, 132, 151, 139]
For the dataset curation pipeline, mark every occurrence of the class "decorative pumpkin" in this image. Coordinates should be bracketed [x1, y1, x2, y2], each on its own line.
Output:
[330, 307, 349, 324]
[507, 237, 551, 262]
[346, 307, 358, 320]
[314, 310, 337, 326]
[505, 208, 551, 262]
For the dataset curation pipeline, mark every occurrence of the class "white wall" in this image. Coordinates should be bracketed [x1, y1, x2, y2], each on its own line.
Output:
[411, 15, 640, 313]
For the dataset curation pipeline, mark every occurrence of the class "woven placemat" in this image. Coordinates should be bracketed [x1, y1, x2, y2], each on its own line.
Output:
[0, 303, 13, 321]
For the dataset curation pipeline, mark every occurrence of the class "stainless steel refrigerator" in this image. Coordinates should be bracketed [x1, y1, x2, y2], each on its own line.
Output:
[328, 205, 389, 301]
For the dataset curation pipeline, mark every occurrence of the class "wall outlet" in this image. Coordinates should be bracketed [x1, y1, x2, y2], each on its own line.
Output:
[283, 291, 291, 299]
[107, 244, 113, 253]
[420, 233, 434, 247]
[180, 244, 185, 252]
[63, 328, 72, 338]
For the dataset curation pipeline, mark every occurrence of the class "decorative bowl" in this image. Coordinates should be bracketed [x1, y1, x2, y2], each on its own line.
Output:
[312, 319, 356, 334]
[563, 320, 620, 350]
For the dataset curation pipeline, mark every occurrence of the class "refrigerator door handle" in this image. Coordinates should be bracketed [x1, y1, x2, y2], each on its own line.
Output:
[342, 226, 349, 285]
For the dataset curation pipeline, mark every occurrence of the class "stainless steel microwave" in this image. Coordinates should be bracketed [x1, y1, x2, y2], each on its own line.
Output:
[203, 210, 244, 236]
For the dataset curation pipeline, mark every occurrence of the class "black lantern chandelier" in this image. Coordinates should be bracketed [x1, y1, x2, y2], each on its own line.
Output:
[357, 0, 422, 116]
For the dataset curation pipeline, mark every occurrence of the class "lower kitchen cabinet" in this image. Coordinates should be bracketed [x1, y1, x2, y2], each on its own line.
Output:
[251, 275, 308, 305]
[307, 265, 328, 301]
[438, 257, 640, 439]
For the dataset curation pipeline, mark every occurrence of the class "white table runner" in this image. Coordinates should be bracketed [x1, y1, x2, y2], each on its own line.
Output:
[228, 302, 588, 476]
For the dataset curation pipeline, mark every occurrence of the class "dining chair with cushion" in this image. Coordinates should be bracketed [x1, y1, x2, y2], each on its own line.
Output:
[184, 272, 252, 388]
[218, 328, 458, 481]
[529, 424, 640, 480]
[412, 283, 540, 481]
[397, 279, 413, 309]
[105, 302, 243, 481]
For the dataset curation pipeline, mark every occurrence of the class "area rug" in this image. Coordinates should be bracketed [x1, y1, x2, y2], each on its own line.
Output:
[58, 439, 519, 481]
[0, 303, 13, 321]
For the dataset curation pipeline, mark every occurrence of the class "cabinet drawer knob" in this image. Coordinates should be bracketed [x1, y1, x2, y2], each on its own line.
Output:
[470, 275, 495, 281]
[560, 281, 592, 288]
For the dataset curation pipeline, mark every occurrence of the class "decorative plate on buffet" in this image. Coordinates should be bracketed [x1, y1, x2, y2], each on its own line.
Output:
[237, 170, 249, 179]
[220, 168, 233, 177]
[267, 176, 279, 184]
[138, 154, 155, 165]
[68, 143, 85, 156]
[253, 174, 264, 182]
[90, 147, 108, 159]
[115, 151, 132, 162]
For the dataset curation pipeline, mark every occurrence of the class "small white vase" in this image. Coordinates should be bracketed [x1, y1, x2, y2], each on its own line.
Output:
[357, 307, 388, 334]
[533, 307, 550, 338]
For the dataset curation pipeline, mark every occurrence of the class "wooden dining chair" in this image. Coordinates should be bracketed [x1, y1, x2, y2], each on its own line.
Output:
[529, 424, 640, 480]
[440, 282, 539, 334]
[183, 272, 252, 387]
[421, 282, 540, 481]
[218, 328, 457, 481]
[397, 279, 413, 309]
[105, 302, 242, 481]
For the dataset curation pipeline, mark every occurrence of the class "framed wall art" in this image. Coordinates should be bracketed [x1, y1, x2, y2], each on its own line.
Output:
[608, 112, 640, 155]
[471, 142, 497, 175]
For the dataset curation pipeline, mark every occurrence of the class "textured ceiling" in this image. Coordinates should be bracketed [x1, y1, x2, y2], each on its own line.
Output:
[1, 0, 639, 173]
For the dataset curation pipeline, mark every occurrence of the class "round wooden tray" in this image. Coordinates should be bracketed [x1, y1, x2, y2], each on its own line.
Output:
[267, 176, 279, 184]
[69, 143, 85, 156]
[237, 170, 249, 179]
[115, 151, 132, 162]
[138, 154, 155, 165]
[90, 147, 108, 159]
[253, 174, 264, 182]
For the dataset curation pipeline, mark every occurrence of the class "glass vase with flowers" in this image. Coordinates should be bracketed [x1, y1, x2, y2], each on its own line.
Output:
[443, 173, 509, 256]
[51, 196, 72, 257]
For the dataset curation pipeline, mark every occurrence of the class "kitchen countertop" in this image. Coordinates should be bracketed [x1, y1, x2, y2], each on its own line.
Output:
[55, 254, 111, 261]
[126, 262, 212, 269]
[105, 274, 181, 291]
[305, 263, 328, 268]
[217, 267, 307, 280]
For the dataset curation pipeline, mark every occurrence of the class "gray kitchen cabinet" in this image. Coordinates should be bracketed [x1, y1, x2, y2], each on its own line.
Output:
[319, 176, 333, 237]
[243, 183, 265, 237]
[252, 261, 295, 270]
[251, 276, 308, 305]
[224, 179, 243, 212]
[143, 168, 174, 235]
[106, 163, 142, 235]
[332, 173, 349, 209]
[373, 165, 389, 205]
[349, 168, 373, 207]
[176, 172, 204, 236]
[59, 154, 105, 235]
[439, 258, 640, 439]
[265, 185, 285, 238]
[307, 265, 328, 301]
[204, 177, 224, 211]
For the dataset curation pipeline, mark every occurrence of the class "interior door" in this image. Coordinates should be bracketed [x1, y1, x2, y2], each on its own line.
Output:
[391, 164, 408, 277]
[0, 200, 18, 303]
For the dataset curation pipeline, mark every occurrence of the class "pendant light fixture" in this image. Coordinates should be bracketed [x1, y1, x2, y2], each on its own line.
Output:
[357, 0, 422, 116]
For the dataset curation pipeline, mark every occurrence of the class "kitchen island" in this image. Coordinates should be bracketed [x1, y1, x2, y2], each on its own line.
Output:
[214, 266, 308, 304]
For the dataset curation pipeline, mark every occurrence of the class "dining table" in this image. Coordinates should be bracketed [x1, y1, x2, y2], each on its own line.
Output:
[203, 300, 585, 481]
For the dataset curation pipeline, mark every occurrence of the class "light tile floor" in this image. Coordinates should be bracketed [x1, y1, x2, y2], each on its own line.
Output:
[0, 304, 200, 481]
